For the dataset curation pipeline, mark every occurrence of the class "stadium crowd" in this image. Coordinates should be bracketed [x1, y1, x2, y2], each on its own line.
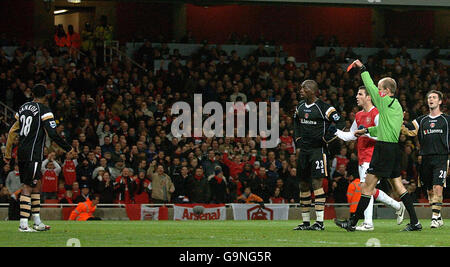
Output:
[0, 25, 448, 206]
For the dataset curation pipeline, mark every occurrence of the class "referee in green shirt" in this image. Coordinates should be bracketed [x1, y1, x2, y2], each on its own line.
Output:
[335, 60, 421, 232]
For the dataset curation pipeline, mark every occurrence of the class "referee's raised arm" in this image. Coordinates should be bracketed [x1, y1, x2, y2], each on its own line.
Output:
[352, 60, 383, 108]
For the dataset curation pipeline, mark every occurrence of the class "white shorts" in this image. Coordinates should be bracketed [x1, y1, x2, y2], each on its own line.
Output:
[359, 163, 370, 183]
[359, 162, 380, 184]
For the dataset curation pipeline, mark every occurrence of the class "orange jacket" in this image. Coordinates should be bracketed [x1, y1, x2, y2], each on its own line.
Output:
[67, 32, 81, 49]
[69, 198, 97, 221]
[347, 178, 361, 213]
[54, 34, 69, 47]
[238, 193, 263, 204]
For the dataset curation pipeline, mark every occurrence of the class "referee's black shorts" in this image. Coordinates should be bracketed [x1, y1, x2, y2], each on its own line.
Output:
[367, 141, 401, 179]
[18, 161, 42, 187]
[419, 155, 448, 190]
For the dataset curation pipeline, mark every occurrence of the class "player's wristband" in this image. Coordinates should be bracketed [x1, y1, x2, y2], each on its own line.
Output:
[360, 64, 367, 72]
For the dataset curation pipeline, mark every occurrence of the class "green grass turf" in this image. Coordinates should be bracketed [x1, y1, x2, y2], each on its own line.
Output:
[0, 220, 448, 247]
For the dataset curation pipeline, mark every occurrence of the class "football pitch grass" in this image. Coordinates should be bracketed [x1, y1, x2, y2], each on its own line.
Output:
[0, 220, 448, 247]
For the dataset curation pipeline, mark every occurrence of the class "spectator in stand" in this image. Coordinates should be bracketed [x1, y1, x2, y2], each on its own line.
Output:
[274, 178, 290, 200]
[172, 166, 192, 203]
[92, 166, 106, 189]
[279, 129, 294, 154]
[222, 150, 256, 179]
[67, 25, 81, 58]
[331, 146, 349, 178]
[134, 171, 151, 204]
[269, 187, 286, 203]
[96, 122, 112, 146]
[396, 46, 412, 61]
[167, 156, 181, 179]
[72, 181, 80, 201]
[76, 158, 94, 188]
[136, 40, 154, 68]
[41, 153, 62, 200]
[229, 82, 247, 103]
[278, 160, 290, 180]
[255, 166, 269, 200]
[54, 24, 68, 48]
[109, 160, 125, 179]
[238, 163, 253, 190]
[101, 136, 114, 155]
[284, 168, 299, 203]
[237, 187, 263, 204]
[0, 162, 11, 188]
[265, 162, 280, 200]
[97, 171, 115, 204]
[56, 180, 66, 199]
[263, 151, 282, 170]
[208, 167, 228, 204]
[188, 167, 210, 204]
[110, 143, 123, 163]
[227, 173, 242, 203]
[48, 140, 66, 158]
[253, 43, 270, 58]
[87, 151, 98, 168]
[94, 15, 113, 64]
[114, 167, 136, 204]
[81, 22, 95, 53]
[0, 186, 12, 203]
[5, 164, 21, 196]
[148, 162, 174, 204]
[74, 183, 90, 203]
[331, 164, 350, 203]
[201, 149, 221, 178]
[59, 190, 73, 204]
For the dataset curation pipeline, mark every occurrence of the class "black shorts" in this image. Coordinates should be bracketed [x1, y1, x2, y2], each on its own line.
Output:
[367, 141, 401, 179]
[419, 155, 448, 190]
[18, 161, 42, 187]
[296, 148, 329, 182]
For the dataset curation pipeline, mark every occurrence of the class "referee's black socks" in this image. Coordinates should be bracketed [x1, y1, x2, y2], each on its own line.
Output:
[400, 191, 419, 225]
[350, 194, 372, 226]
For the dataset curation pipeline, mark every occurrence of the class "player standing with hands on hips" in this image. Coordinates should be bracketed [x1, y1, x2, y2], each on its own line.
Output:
[402, 90, 449, 229]
[4, 84, 74, 232]
[335, 60, 422, 232]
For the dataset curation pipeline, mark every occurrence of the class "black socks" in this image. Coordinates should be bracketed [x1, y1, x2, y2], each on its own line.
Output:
[349, 194, 371, 226]
[400, 192, 419, 225]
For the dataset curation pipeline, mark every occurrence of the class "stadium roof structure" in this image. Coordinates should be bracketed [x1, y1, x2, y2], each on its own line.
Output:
[65, 0, 450, 7]
[150, 0, 450, 8]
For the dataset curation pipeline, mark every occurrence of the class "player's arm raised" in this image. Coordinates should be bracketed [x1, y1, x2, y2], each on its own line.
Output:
[352, 60, 383, 109]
